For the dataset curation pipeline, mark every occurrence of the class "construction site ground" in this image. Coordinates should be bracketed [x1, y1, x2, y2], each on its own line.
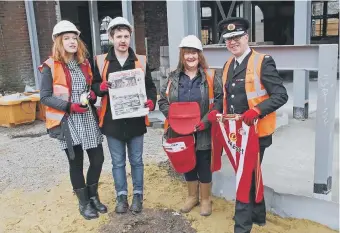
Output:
[0, 120, 337, 233]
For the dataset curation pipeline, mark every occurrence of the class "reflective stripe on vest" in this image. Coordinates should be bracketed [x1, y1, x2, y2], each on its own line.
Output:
[95, 53, 149, 127]
[45, 111, 64, 121]
[204, 68, 215, 108]
[246, 53, 268, 100]
[164, 68, 215, 130]
[221, 50, 276, 137]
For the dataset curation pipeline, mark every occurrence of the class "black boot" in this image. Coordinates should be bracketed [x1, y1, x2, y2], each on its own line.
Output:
[88, 183, 108, 214]
[115, 195, 129, 214]
[74, 187, 99, 220]
[130, 194, 143, 213]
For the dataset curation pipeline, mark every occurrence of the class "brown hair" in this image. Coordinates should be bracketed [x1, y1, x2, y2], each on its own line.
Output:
[177, 47, 208, 70]
[52, 33, 88, 64]
[109, 25, 132, 38]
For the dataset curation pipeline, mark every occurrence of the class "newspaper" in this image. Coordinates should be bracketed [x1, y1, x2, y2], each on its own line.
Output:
[108, 68, 149, 120]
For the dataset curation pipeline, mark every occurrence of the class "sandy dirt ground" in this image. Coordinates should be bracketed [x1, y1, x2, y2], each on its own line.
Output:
[0, 162, 337, 233]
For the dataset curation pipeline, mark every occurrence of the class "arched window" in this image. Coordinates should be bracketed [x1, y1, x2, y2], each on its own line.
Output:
[254, 6, 264, 42]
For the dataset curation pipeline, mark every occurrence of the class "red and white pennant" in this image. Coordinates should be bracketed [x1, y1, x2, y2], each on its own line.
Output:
[211, 116, 264, 203]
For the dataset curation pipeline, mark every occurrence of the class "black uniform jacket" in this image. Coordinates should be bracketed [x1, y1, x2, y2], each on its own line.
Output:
[92, 47, 157, 141]
[223, 49, 288, 147]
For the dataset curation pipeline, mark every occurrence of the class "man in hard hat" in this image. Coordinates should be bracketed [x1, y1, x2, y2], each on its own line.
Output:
[208, 17, 288, 233]
[92, 17, 157, 214]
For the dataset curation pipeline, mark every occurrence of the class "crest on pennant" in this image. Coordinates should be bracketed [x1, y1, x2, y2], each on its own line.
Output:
[229, 132, 237, 142]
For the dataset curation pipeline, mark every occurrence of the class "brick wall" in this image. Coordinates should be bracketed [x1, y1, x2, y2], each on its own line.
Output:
[0, 1, 34, 92]
[133, 1, 146, 56]
[133, 1, 168, 70]
[145, 1, 168, 70]
[0, 1, 56, 93]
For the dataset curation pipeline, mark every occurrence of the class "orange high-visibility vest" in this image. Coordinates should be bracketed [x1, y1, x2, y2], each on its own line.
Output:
[163, 68, 215, 130]
[95, 53, 150, 127]
[38, 58, 93, 129]
[222, 50, 276, 137]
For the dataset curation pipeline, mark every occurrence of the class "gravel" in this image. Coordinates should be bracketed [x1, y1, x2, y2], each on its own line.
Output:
[0, 121, 168, 193]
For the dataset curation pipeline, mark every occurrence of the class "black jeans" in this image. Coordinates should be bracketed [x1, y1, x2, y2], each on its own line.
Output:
[234, 146, 266, 233]
[184, 149, 212, 183]
[64, 144, 104, 189]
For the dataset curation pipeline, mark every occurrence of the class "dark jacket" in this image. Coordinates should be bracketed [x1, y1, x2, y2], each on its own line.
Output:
[158, 67, 223, 151]
[223, 49, 288, 147]
[92, 47, 157, 141]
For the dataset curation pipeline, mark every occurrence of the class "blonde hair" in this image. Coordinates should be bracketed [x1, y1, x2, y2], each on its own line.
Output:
[52, 34, 88, 64]
[177, 47, 208, 70]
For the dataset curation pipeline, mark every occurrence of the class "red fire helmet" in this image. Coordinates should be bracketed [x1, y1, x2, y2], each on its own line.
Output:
[168, 102, 201, 135]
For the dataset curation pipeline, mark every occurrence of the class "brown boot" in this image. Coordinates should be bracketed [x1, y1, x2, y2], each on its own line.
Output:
[200, 182, 212, 216]
[180, 181, 199, 213]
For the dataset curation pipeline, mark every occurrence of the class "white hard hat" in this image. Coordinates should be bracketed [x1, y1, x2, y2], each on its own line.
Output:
[178, 35, 203, 51]
[52, 20, 80, 41]
[107, 17, 133, 35]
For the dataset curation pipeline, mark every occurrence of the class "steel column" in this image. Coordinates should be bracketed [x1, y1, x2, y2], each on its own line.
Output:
[24, 0, 41, 89]
[293, 0, 312, 120]
[166, 0, 201, 70]
[55, 0, 62, 22]
[122, 0, 135, 51]
[89, 1, 101, 56]
[243, 1, 252, 41]
[313, 44, 338, 200]
[212, 2, 218, 44]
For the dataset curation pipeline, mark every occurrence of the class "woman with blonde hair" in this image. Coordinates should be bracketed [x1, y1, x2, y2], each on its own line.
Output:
[158, 35, 223, 216]
[39, 20, 107, 220]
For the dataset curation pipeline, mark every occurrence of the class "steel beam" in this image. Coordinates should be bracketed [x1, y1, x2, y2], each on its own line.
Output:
[166, 0, 201, 70]
[24, 0, 41, 90]
[203, 44, 321, 70]
[293, 0, 312, 120]
[216, 0, 226, 20]
[122, 0, 135, 51]
[89, 1, 101, 56]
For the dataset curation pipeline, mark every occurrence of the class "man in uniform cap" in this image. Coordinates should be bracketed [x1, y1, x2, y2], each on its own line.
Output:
[208, 17, 288, 233]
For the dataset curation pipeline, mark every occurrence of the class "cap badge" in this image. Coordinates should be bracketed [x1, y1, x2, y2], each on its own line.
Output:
[227, 24, 235, 31]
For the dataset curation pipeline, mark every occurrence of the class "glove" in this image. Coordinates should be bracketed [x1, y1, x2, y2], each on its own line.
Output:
[88, 90, 96, 100]
[100, 81, 110, 92]
[88, 90, 97, 104]
[145, 99, 155, 111]
[207, 110, 219, 123]
[70, 103, 88, 114]
[194, 121, 205, 132]
[242, 108, 260, 126]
